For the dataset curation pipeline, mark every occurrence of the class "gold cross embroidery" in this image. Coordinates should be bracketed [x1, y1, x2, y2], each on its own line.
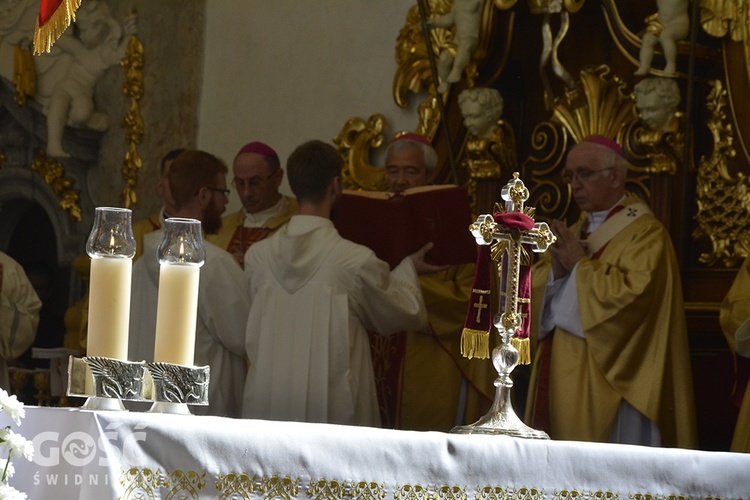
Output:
[474, 294, 488, 323]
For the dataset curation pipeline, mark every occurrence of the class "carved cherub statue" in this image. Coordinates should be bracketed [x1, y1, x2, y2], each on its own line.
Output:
[633, 77, 685, 174]
[458, 87, 517, 179]
[634, 77, 680, 132]
[635, 0, 689, 76]
[44, 1, 137, 157]
[427, 0, 482, 93]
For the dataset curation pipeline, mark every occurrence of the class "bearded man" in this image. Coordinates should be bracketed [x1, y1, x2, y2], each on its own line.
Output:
[129, 150, 249, 418]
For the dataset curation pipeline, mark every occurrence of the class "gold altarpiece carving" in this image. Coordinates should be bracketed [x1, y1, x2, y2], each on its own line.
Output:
[336, 0, 750, 450]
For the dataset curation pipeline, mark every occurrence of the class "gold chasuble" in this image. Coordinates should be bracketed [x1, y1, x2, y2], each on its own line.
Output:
[720, 256, 750, 452]
[733, 388, 750, 453]
[389, 263, 497, 431]
[526, 195, 697, 448]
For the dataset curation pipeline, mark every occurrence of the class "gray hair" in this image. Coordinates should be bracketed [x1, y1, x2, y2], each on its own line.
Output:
[385, 138, 438, 174]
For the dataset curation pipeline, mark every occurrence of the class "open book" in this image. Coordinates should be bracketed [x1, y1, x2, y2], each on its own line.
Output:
[333, 185, 477, 268]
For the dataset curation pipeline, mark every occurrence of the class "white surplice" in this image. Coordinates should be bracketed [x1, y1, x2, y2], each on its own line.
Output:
[129, 231, 249, 418]
[242, 215, 427, 426]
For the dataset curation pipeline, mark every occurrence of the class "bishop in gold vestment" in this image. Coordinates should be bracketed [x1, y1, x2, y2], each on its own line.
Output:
[525, 138, 697, 448]
[207, 141, 297, 267]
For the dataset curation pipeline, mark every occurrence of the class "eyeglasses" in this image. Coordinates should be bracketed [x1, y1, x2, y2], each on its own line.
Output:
[562, 167, 614, 184]
[232, 170, 279, 191]
[205, 187, 230, 197]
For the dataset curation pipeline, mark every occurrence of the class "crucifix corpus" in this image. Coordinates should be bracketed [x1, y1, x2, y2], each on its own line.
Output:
[452, 172, 556, 438]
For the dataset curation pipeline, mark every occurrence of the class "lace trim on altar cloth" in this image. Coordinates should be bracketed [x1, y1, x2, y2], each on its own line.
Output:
[119, 467, 713, 500]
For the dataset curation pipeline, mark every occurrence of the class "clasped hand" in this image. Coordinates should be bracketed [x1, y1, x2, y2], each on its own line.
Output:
[549, 220, 586, 279]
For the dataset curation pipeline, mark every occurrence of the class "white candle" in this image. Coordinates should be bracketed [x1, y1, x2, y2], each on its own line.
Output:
[153, 263, 200, 365]
[86, 256, 132, 359]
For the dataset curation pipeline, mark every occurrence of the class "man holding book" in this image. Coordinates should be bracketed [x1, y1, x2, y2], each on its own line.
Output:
[374, 133, 495, 431]
[130, 150, 249, 418]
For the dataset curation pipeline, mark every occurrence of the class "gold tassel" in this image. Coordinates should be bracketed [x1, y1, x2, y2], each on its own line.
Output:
[461, 328, 490, 359]
[33, 0, 82, 55]
[511, 337, 530, 365]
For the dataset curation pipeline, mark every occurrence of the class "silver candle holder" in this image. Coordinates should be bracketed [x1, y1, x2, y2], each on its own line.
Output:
[67, 356, 148, 410]
[147, 362, 210, 414]
[67, 356, 210, 413]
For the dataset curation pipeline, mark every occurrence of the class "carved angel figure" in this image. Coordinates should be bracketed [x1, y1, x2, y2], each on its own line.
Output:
[633, 77, 684, 175]
[44, 1, 137, 157]
[634, 77, 680, 132]
[428, 0, 482, 93]
[635, 0, 689, 76]
[458, 87, 517, 179]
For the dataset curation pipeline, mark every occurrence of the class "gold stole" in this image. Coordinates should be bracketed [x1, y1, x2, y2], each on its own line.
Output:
[584, 201, 652, 257]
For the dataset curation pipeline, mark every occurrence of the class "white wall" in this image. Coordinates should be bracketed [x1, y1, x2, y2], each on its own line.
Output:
[198, 1, 420, 211]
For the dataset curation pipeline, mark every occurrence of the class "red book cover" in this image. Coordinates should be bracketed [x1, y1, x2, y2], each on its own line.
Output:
[333, 185, 477, 268]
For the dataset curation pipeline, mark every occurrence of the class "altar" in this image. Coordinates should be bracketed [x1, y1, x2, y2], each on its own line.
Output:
[3, 406, 749, 499]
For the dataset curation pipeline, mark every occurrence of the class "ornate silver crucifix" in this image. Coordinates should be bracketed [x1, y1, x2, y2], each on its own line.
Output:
[453, 172, 556, 438]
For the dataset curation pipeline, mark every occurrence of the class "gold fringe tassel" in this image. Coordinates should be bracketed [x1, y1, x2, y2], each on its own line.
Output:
[510, 337, 530, 365]
[33, 0, 82, 55]
[461, 328, 490, 359]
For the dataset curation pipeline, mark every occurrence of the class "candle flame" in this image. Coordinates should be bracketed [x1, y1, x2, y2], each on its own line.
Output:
[109, 229, 116, 253]
[179, 236, 185, 262]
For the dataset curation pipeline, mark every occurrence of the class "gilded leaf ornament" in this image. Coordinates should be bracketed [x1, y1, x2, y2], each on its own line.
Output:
[31, 152, 82, 223]
[120, 30, 145, 208]
[551, 65, 636, 144]
[693, 80, 750, 266]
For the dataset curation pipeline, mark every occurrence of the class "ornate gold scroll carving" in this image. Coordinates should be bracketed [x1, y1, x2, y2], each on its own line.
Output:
[693, 80, 750, 267]
[627, 115, 685, 176]
[700, 0, 750, 83]
[120, 28, 144, 208]
[339, 1, 510, 192]
[333, 114, 388, 191]
[393, 1, 501, 133]
[393, 2, 450, 109]
[32, 151, 82, 223]
[523, 65, 638, 221]
[552, 65, 635, 144]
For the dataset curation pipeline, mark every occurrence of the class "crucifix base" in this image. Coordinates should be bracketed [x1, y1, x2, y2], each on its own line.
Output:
[451, 377, 549, 438]
[451, 341, 549, 439]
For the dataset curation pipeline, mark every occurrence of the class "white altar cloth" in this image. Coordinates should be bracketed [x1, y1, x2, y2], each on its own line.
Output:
[3, 406, 749, 499]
